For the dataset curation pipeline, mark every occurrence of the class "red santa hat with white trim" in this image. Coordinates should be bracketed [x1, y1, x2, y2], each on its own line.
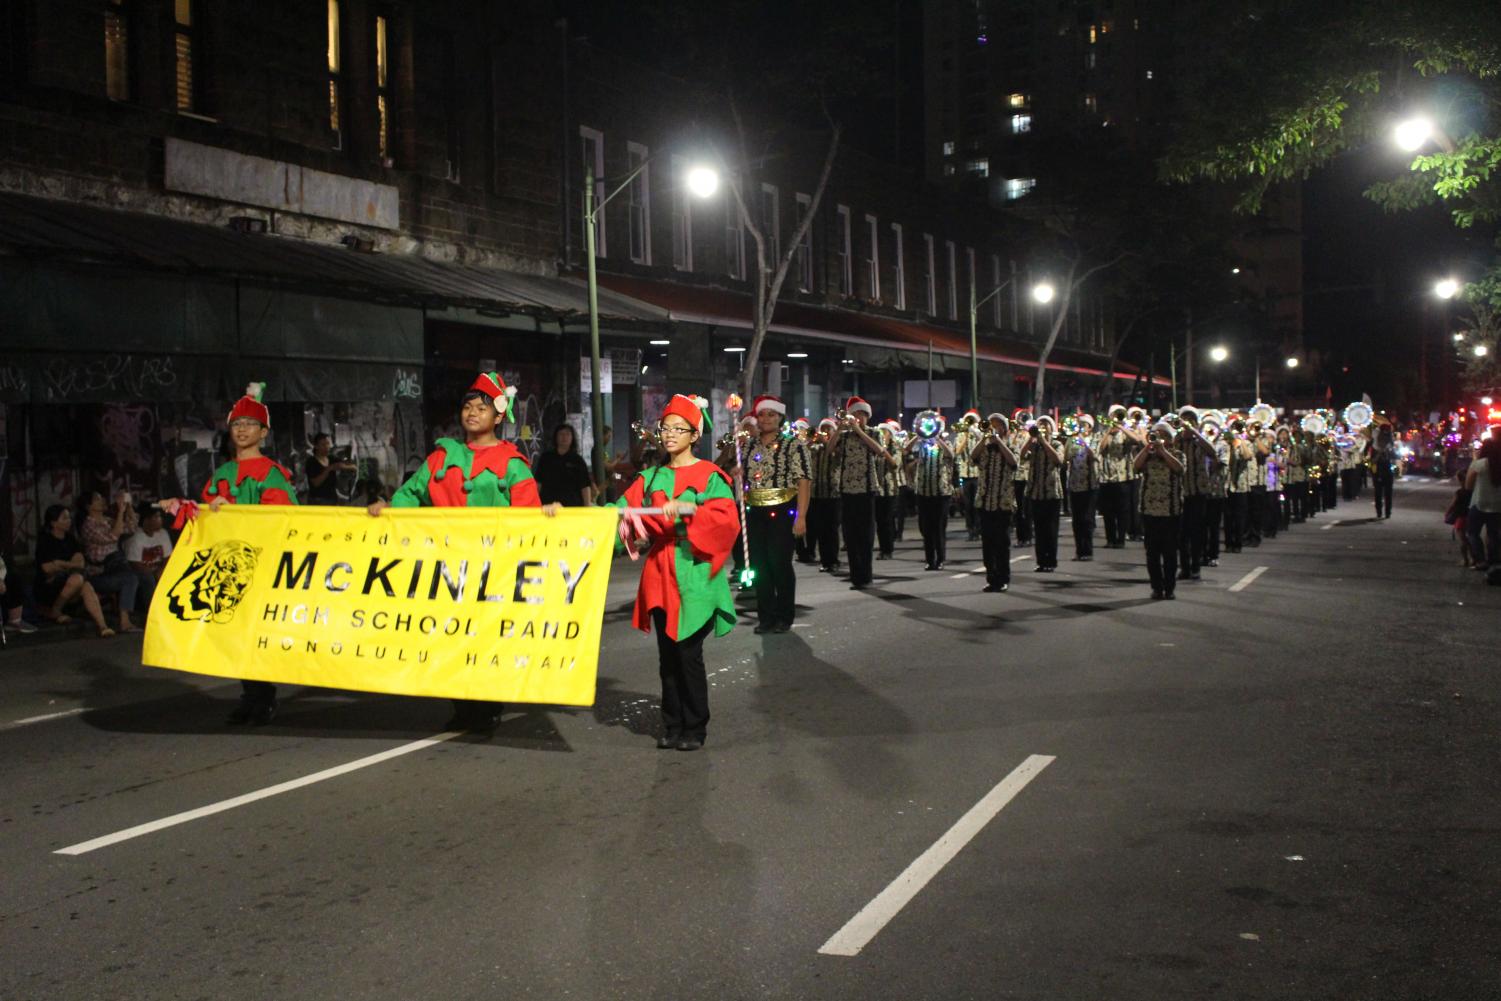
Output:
[752, 394, 787, 417]
[661, 393, 711, 434]
[844, 395, 873, 416]
[227, 382, 271, 428]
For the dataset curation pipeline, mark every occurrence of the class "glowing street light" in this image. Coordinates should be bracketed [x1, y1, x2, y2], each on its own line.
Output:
[685, 165, 720, 199]
[1435, 278, 1461, 300]
[1395, 116, 1435, 152]
[1475, 344, 1490, 358]
[1482, 396, 1494, 406]
[1209, 345, 1229, 363]
[1031, 282, 1056, 305]
[1454, 332, 1467, 342]
[1285, 356, 1300, 369]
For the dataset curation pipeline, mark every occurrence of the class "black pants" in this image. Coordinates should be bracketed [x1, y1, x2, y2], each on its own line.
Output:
[809, 497, 841, 568]
[1070, 489, 1097, 558]
[1225, 492, 1248, 551]
[841, 492, 876, 585]
[1374, 472, 1394, 517]
[1247, 486, 1265, 544]
[1325, 473, 1339, 510]
[1261, 487, 1279, 537]
[1099, 481, 1128, 546]
[896, 487, 913, 540]
[962, 478, 979, 538]
[1177, 494, 1205, 575]
[1342, 469, 1358, 501]
[1127, 479, 1143, 539]
[1203, 497, 1224, 559]
[731, 528, 746, 573]
[1143, 514, 1180, 595]
[1289, 481, 1308, 521]
[241, 679, 276, 708]
[652, 608, 712, 742]
[917, 494, 949, 568]
[1013, 481, 1033, 543]
[980, 509, 1012, 585]
[748, 503, 797, 626]
[1032, 498, 1061, 569]
[875, 494, 897, 556]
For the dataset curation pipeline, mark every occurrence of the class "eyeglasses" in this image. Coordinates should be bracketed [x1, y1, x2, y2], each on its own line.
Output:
[229, 419, 262, 430]
[656, 424, 695, 437]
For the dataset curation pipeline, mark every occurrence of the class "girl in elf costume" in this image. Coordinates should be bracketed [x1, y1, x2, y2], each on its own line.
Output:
[205, 383, 299, 724]
[369, 372, 559, 732]
[615, 394, 740, 752]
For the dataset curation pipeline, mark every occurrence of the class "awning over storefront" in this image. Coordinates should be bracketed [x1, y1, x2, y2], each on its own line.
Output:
[590, 273, 1168, 385]
[0, 192, 667, 324]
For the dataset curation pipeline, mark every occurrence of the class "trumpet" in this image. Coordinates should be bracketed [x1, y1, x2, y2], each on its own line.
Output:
[630, 420, 661, 449]
[1061, 415, 1080, 437]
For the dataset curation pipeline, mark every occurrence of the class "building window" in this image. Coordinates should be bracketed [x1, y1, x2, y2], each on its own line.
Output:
[966, 158, 990, 177]
[942, 140, 956, 156]
[1084, 93, 1098, 113]
[923, 233, 936, 315]
[579, 126, 605, 257]
[1004, 177, 1036, 200]
[836, 205, 853, 296]
[327, 0, 342, 141]
[1010, 114, 1032, 134]
[1088, 24, 1098, 44]
[794, 193, 813, 292]
[1008, 92, 1028, 109]
[104, 0, 131, 102]
[891, 223, 906, 310]
[173, 0, 200, 112]
[942, 164, 956, 177]
[990, 255, 1003, 326]
[627, 142, 651, 265]
[945, 240, 958, 320]
[374, 13, 391, 162]
[671, 155, 694, 272]
[1085, 50, 1096, 70]
[1145, 69, 1154, 80]
[726, 183, 745, 280]
[761, 183, 781, 267]
[863, 213, 880, 300]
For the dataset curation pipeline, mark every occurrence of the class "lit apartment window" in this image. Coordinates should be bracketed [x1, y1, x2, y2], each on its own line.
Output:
[990, 255, 1003, 326]
[761, 183, 781, 266]
[1088, 24, 1098, 44]
[943, 164, 956, 177]
[1007, 92, 1028, 109]
[891, 223, 906, 310]
[967, 158, 990, 177]
[794, 193, 813, 292]
[1010, 114, 1032, 134]
[836, 205, 853, 296]
[327, 0, 342, 140]
[1084, 93, 1098, 113]
[104, 0, 131, 102]
[726, 185, 745, 280]
[864, 214, 880, 300]
[1086, 50, 1096, 70]
[923, 234, 937, 314]
[173, 0, 199, 112]
[942, 140, 956, 156]
[1145, 69, 1154, 80]
[626, 143, 652, 265]
[945, 240, 958, 320]
[579, 126, 605, 256]
[671, 156, 694, 272]
[1004, 177, 1036, 200]
[374, 13, 391, 161]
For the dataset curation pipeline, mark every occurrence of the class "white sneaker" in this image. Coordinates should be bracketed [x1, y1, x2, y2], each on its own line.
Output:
[8, 619, 37, 635]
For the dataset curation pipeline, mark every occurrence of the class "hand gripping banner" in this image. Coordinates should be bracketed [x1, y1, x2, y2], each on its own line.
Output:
[143, 506, 618, 706]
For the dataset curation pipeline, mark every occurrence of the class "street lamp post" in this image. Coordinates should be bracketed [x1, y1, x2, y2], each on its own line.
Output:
[583, 157, 717, 494]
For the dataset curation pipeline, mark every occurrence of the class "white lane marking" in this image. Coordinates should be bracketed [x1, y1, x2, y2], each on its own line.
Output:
[1320, 519, 1339, 531]
[0, 708, 87, 731]
[55, 731, 465, 856]
[818, 754, 1055, 958]
[1228, 566, 1269, 593]
[1010, 555, 1031, 564]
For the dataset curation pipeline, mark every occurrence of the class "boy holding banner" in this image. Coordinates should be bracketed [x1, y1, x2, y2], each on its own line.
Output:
[369, 372, 557, 732]
[615, 394, 740, 752]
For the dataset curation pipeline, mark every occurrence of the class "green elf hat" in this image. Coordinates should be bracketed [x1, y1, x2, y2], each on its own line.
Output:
[227, 382, 271, 427]
[661, 393, 711, 435]
[469, 371, 517, 422]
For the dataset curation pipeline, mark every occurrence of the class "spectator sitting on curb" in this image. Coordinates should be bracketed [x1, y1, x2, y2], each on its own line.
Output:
[124, 504, 174, 587]
[33, 505, 114, 637]
[78, 489, 150, 634]
[2, 553, 39, 635]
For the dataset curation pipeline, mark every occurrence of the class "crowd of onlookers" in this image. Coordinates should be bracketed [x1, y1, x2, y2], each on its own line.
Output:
[1448, 434, 1501, 582]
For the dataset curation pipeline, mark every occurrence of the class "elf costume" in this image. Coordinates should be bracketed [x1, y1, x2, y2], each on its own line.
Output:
[616, 394, 740, 750]
[389, 372, 540, 509]
[203, 383, 297, 724]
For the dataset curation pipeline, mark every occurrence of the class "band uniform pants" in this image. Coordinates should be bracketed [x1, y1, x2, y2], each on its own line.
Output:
[962, 477, 979, 538]
[875, 494, 897, 557]
[917, 493, 949, 568]
[980, 509, 1012, 586]
[1099, 481, 1128, 546]
[1247, 486, 1267, 544]
[652, 609, 712, 742]
[1032, 498, 1061, 569]
[1374, 471, 1394, 518]
[841, 491, 876, 585]
[1177, 493, 1205, 575]
[1070, 489, 1098, 558]
[748, 502, 797, 626]
[1203, 497, 1224, 559]
[1012, 481, 1033, 543]
[809, 497, 841, 569]
[1225, 491, 1249, 551]
[1143, 514, 1180, 595]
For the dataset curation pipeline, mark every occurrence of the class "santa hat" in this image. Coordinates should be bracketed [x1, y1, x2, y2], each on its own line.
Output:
[227, 382, 270, 428]
[1152, 420, 1176, 438]
[817, 417, 838, 431]
[844, 396, 872, 416]
[1178, 405, 1200, 423]
[1107, 404, 1127, 419]
[661, 393, 711, 435]
[1077, 412, 1096, 426]
[1036, 414, 1056, 430]
[964, 408, 981, 420]
[987, 412, 1008, 428]
[468, 371, 517, 422]
[752, 394, 787, 417]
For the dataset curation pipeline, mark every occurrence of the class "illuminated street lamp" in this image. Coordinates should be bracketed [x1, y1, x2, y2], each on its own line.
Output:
[1209, 345, 1230, 363]
[1285, 356, 1299, 369]
[969, 278, 1055, 407]
[1475, 344, 1490, 358]
[1434, 278, 1461, 300]
[685, 165, 719, 199]
[1395, 116, 1435, 152]
[1032, 282, 1056, 305]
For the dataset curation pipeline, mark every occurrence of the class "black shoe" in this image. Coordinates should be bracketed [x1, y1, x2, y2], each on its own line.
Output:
[772, 621, 792, 633]
[850, 582, 867, 590]
[676, 738, 704, 752]
[935, 562, 946, 571]
[876, 553, 890, 561]
[248, 703, 277, 726]
[1190, 572, 1201, 581]
[1033, 564, 1047, 572]
[754, 622, 773, 634]
[1205, 559, 1219, 567]
[657, 733, 680, 749]
[982, 583, 1008, 593]
[1164, 591, 1176, 600]
[1079, 555, 1092, 562]
[1177, 571, 1191, 581]
[1150, 589, 1164, 600]
[226, 701, 254, 725]
[924, 563, 939, 571]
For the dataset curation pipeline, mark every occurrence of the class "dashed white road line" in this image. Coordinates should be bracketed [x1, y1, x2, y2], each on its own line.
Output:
[818, 754, 1055, 958]
[0, 708, 87, 731]
[1228, 566, 1269, 593]
[1010, 554, 1032, 564]
[55, 730, 465, 856]
[1320, 519, 1340, 531]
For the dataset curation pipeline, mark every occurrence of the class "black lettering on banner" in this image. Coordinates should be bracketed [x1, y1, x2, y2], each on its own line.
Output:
[274, 552, 318, 589]
[324, 562, 353, 592]
[513, 560, 547, 605]
[406, 560, 425, 600]
[558, 561, 591, 604]
[351, 610, 365, 627]
[428, 560, 467, 601]
[363, 557, 401, 596]
[565, 621, 580, 639]
[257, 635, 269, 648]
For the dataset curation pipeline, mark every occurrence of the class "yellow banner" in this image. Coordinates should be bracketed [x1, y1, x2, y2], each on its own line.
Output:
[142, 505, 618, 706]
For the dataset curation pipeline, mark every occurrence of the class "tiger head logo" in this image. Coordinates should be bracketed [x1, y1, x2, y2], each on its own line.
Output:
[165, 540, 262, 624]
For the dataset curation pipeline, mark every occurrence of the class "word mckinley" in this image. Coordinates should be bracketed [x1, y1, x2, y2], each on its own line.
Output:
[270, 551, 593, 605]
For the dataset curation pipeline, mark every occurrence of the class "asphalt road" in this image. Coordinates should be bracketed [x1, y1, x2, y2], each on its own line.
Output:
[2, 480, 1498, 1001]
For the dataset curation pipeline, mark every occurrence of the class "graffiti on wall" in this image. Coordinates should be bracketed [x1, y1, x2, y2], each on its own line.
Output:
[41, 355, 179, 402]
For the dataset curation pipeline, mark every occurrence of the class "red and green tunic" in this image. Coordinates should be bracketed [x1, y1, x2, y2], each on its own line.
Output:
[202, 456, 299, 506]
[391, 437, 540, 508]
[616, 460, 740, 641]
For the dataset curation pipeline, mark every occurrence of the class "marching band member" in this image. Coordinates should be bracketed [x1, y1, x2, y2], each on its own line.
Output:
[203, 383, 299, 725]
[1202, 415, 1228, 566]
[372, 371, 554, 733]
[1135, 420, 1186, 600]
[1261, 427, 1282, 539]
[808, 418, 843, 572]
[1368, 424, 1398, 518]
[829, 397, 897, 590]
[615, 394, 740, 751]
[904, 410, 957, 571]
[1223, 421, 1256, 553]
[1245, 424, 1268, 547]
[874, 419, 903, 560]
[1175, 406, 1219, 581]
[1065, 414, 1101, 561]
[1097, 405, 1134, 548]
[1284, 426, 1308, 522]
[1010, 413, 1034, 546]
[972, 414, 1018, 592]
[955, 409, 984, 541]
[741, 395, 811, 634]
[1024, 414, 1065, 572]
[1125, 405, 1149, 542]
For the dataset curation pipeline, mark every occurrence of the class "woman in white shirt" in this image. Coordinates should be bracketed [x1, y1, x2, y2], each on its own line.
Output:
[1463, 437, 1501, 569]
